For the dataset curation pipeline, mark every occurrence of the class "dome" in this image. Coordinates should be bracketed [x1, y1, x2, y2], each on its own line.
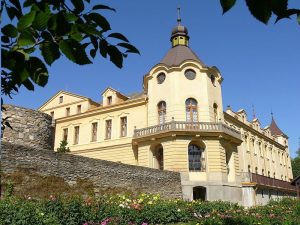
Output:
[171, 25, 189, 39]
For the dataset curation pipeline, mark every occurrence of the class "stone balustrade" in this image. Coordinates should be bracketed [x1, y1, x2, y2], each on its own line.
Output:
[133, 121, 241, 140]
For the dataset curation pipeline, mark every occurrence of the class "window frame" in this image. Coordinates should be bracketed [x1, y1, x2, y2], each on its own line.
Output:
[63, 128, 68, 142]
[105, 119, 112, 139]
[157, 101, 167, 124]
[185, 98, 198, 122]
[73, 126, 80, 145]
[91, 122, 98, 142]
[120, 117, 127, 137]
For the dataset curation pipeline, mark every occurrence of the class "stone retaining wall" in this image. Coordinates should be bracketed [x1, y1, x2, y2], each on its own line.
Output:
[1, 142, 182, 199]
[2, 104, 54, 149]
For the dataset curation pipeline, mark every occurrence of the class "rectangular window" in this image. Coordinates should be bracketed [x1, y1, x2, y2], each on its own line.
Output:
[120, 117, 127, 137]
[66, 107, 70, 116]
[77, 105, 81, 114]
[107, 96, 112, 105]
[105, 120, 112, 139]
[63, 128, 68, 141]
[74, 126, 79, 144]
[59, 96, 63, 103]
[91, 122, 98, 142]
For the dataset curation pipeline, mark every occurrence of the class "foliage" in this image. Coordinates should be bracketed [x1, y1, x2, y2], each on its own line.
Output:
[291, 157, 300, 178]
[220, 0, 300, 25]
[0, 193, 299, 225]
[57, 140, 70, 153]
[1, 0, 139, 98]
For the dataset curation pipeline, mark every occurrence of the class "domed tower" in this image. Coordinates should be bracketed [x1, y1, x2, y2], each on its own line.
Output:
[144, 9, 224, 126]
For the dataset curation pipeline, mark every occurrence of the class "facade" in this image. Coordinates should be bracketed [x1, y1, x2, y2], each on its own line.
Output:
[39, 19, 295, 206]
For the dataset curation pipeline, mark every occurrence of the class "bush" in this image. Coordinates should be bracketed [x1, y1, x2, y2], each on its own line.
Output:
[0, 194, 299, 225]
[57, 140, 70, 153]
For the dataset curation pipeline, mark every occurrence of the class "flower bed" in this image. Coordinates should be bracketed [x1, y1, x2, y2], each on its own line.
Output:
[0, 194, 299, 225]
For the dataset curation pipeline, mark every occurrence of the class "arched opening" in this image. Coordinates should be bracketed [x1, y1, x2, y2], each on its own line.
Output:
[213, 103, 218, 122]
[193, 186, 206, 201]
[188, 143, 205, 172]
[152, 144, 164, 170]
[185, 98, 198, 122]
[157, 101, 166, 124]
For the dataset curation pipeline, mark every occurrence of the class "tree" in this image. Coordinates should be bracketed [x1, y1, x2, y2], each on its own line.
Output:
[291, 142, 300, 178]
[0, 0, 140, 130]
[220, 0, 300, 25]
[57, 140, 70, 153]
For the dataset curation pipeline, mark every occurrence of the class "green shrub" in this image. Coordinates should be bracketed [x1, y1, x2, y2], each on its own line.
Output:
[0, 194, 299, 225]
[57, 140, 70, 153]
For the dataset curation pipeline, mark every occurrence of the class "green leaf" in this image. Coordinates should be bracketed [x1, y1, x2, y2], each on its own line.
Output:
[117, 42, 140, 54]
[22, 79, 34, 90]
[17, 10, 36, 31]
[92, 4, 116, 12]
[9, 0, 21, 12]
[59, 40, 91, 65]
[99, 39, 108, 58]
[32, 7, 51, 30]
[55, 12, 71, 36]
[1, 36, 10, 43]
[66, 13, 78, 22]
[71, 0, 84, 13]
[27, 57, 49, 87]
[70, 25, 83, 42]
[245, 0, 272, 24]
[89, 13, 111, 31]
[59, 40, 76, 63]
[108, 33, 129, 42]
[220, 0, 236, 14]
[77, 24, 101, 36]
[41, 31, 52, 41]
[270, 0, 287, 17]
[298, 13, 300, 25]
[40, 42, 60, 65]
[90, 49, 96, 58]
[6, 6, 21, 20]
[107, 45, 123, 68]
[1, 24, 18, 37]
[18, 30, 35, 46]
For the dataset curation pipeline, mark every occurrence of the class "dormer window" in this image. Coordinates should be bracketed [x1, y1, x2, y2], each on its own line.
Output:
[59, 96, 63, 104]
[77, 105, 81, 114]
[107, 96, 112, 105]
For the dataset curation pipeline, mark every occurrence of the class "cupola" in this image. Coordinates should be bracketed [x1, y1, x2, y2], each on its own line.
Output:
[171, 7, 189, 47]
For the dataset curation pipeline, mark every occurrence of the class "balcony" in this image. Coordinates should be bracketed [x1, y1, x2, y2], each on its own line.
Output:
[133, 121, 241, 140]
[242, 172, 296, 192]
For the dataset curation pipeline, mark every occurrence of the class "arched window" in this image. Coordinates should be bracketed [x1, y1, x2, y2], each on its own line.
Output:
[213, 103, 218, 122]
[188, 144, 205, 171]
[152, 144, 164, 170]
[157, 101, 166, 124]
[185, 98, 198, 122]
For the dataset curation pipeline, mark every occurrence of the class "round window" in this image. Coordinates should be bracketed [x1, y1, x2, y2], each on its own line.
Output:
[157, 72, 166, 84]
[184, 69, 196, 80]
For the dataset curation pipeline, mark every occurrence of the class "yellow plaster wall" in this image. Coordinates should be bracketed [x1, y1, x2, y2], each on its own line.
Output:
[146, 62, 223, 126]
[54, 102, 147, 162]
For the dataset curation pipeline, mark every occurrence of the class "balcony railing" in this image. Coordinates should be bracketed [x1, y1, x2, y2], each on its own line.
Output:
[241, 172, 296, 192]
[133, 121, 241, 139]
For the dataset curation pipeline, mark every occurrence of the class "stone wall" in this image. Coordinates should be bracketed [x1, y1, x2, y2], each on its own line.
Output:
[2, 104, 54, 149]
[1, 142, 182, 199]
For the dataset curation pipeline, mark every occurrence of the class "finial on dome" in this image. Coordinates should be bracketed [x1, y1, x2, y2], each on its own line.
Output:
[171, 7, 189, 47]
[177, 7, 181, 25]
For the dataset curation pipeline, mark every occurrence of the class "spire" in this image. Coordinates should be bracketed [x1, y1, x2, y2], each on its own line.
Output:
[177, 7, 181, 25]
[269, 113, 286, 137]
[171, 8, 189, 47]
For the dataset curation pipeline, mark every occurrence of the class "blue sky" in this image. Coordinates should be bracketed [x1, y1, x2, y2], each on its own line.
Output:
[3, 1, 300, 157]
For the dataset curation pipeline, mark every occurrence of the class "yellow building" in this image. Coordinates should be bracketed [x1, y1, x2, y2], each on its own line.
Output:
[39, 18, 295, 206]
